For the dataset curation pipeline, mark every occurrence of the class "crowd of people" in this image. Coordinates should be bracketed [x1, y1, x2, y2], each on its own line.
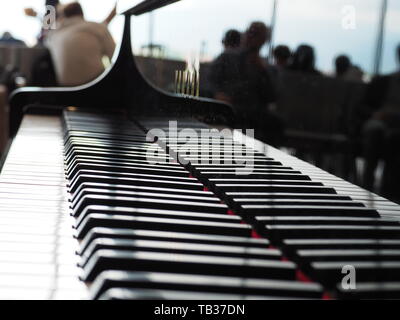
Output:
[208, 22, 400, 201]
[207, 22, 368, 146]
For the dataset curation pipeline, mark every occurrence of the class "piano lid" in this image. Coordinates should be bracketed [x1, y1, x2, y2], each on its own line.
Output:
[9, 0, 234, 137]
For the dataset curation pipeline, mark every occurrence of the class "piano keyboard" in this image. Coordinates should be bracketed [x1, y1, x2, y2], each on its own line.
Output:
[1, 110, 400, 300]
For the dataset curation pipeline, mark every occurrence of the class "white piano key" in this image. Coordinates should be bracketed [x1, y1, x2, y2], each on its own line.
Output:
[0, 264, 82, 279]
[0, 115, 88, 300]
[0, 251, 79, 264]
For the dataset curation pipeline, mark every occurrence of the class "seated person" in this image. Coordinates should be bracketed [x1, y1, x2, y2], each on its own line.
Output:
[334, 55, 363, 82]
[46, 2, 116, 86]
[209, 22, 283, 146]
[289, 44, 322, 76]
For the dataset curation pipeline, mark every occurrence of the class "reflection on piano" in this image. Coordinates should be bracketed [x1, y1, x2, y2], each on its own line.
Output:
[1, 0, 400, 300]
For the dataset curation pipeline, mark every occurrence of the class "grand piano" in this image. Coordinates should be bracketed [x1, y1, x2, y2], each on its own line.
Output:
[1, 0, 400, 300]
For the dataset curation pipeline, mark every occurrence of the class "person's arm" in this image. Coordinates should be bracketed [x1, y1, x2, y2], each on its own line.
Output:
[103, 2, 117, 26]
[101, 26, 116, 60]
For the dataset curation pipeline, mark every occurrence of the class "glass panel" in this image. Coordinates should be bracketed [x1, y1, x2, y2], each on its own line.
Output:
[274, 0, 380, 75]
[131, 0, 274, 96]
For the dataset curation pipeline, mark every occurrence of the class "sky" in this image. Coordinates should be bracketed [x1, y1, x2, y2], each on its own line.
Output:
[0, 0, 399, 74]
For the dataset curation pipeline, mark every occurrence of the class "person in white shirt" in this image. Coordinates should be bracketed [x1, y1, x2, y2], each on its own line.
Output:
[46, 2, 116, 86]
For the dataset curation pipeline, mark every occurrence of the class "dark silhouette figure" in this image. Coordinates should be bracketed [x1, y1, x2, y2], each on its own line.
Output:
[209, 22, 283, 146]
[222, 29, 241, 51]
[269, 44, 291, 95]
[334, 54, 363, 82]
[0, 32, 26, 46]
[335, 55, 351, 77]
[361, 44, 400, 202]
[273, 45, 291, 67]
[290, 44, 322, 76]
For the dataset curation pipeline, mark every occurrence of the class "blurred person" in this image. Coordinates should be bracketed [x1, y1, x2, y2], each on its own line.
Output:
[335, 55, 351, 77]
[222, 29, 241, 52]
[209, 22, 283, 147]
[46, 2, 116, 86]
[359, 44, 400, 201]
[334, 54, 363, 82]
[273, 45, 291, 68]
[0, 32, 26, 46]
[268, 44, 291, 95]
[290, 44, 322, 76]
[202, 29, 241, 97]
[25, 1, 116, 45]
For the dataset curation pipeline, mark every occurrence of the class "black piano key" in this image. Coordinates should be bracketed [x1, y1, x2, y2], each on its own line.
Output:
[79, 228, 270, 256]
[241, 206, 379, 217]
[74, 205, 237, 228]
[90, 271, 322, 300]
[72, 196, 228, 219]
[262, 225, 400, 241]
[226, 187, 338, 197]
[64, 124, 146, 134]
[64, 140, 162, 154]
[75, 214, 252, 239]
[238, 200, 365, 209]
[79, 238, 282, 267]
[168, 146, 260, 152]
[71, 182, 216, 201]
[297, 249, 400, 262]
[65, 157, 184, 173]
[206, 173, 312, 181]
[255, 216, 399, 226]
[283, 239, 400, 251]
[65, 125, 146, 131]
[81, 249, 297, 282]
[64, 146, 162, 160]
[197, 170, 304, 178]
[236, 198, 362, 206]
[68, 169, 196, 186]
[187, 159, 285, 166]
[191, 164, 286, 169]
[213, 183, 325, 195]
[231, 193, 352, 201]
[68, 175, 204, 193]
[66, 163, 188, 180]
[212, 179, 322, 185]
[64, 145, 164, 160]
[71, 187, 220, 207]
[64, 148, 171, 165]
[64, 131, 153, 143]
